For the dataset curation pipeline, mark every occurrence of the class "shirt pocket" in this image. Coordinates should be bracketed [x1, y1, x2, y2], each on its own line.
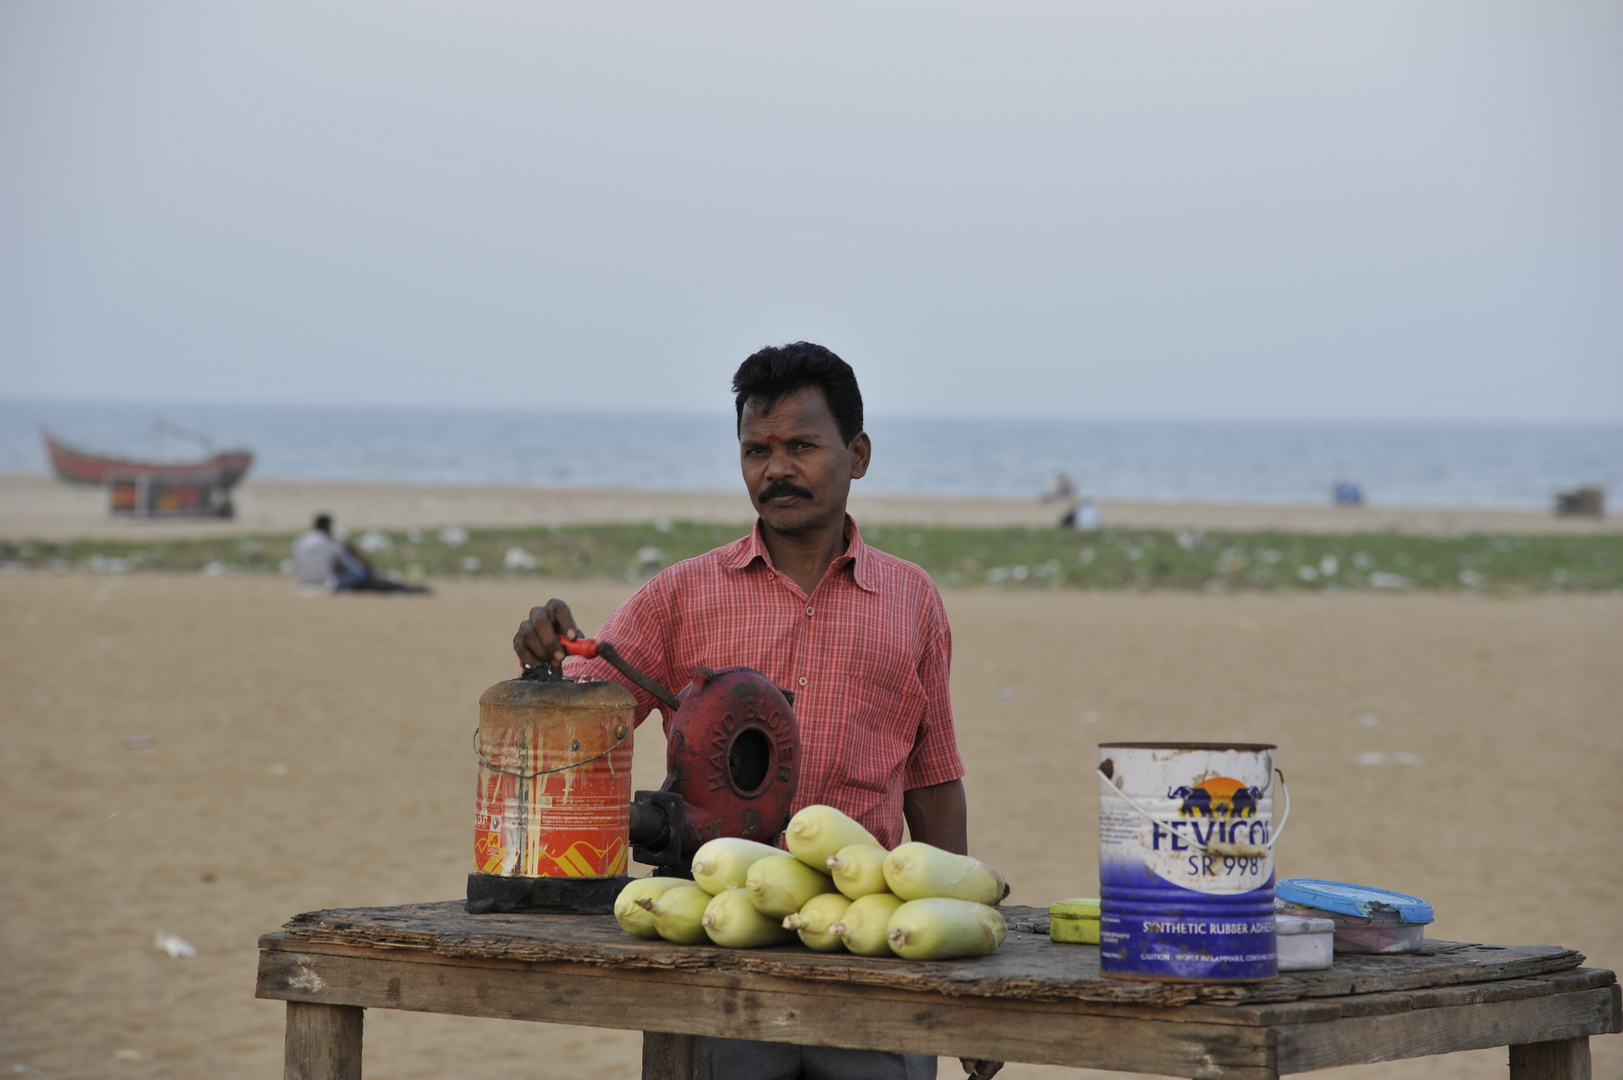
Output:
[837, 651, 929, 795]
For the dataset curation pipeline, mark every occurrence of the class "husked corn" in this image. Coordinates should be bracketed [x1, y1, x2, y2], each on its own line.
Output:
[614, 877, 685, 939]
[785, 804, 880, 870]
[882, 842, 1006, 905]
[885, 898, 1007, 960]
[702, 887, 797, 948]
[826, 843, 890, 900]
[691, 838, 783, 895]
[635, 883, 711, 945]
[745, 854, 837, 918]
[829, 892, 904, 957]
[783, 892, 853, 952]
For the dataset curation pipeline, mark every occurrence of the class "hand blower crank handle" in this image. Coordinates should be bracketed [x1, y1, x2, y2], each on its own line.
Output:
[553, 636, 685, 714]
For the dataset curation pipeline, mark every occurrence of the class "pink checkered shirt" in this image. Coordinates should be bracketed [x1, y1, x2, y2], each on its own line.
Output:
[564, 515, 963, 848]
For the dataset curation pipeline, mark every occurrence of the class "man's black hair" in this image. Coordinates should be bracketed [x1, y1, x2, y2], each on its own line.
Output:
[314, 513, 332, 532]
[732, 342, 864, 445]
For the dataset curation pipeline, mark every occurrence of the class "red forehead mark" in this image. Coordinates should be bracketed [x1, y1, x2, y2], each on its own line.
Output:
[765, 434, 781, 442]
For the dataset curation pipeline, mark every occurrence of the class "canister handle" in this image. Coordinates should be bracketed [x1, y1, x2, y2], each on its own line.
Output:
[1096, 766, 1291, 859]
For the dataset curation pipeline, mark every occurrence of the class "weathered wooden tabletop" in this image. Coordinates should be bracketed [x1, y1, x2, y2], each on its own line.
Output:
[257, 902, 1621, 1079]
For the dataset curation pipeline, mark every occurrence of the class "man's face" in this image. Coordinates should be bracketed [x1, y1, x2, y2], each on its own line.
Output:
[739, 386, 871, 535]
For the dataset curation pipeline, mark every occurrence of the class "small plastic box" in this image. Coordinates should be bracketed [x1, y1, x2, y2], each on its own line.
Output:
[1275, 914, 1335, 971]
[1276, 879, 1434, 955]
[1049, 898, 1100, 944]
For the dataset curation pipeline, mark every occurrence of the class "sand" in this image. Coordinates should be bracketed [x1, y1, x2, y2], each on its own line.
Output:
[2, 570, 1619, 1080]
[4, 472, 1616, 541]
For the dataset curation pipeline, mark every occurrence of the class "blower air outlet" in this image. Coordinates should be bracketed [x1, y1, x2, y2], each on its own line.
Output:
[729, 728, 772, 794]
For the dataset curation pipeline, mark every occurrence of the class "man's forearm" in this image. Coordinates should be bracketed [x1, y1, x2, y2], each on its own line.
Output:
[902, 778, 968, 854]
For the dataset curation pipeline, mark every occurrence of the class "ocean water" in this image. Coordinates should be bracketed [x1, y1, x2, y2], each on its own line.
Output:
[2, 399, 1618, 509]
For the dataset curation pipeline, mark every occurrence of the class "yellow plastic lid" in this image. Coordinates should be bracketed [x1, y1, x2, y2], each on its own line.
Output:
[1049, 898, 1101, 919]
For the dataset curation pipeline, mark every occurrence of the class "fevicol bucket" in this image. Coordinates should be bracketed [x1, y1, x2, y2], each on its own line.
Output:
[1097, 742, 1287, 981]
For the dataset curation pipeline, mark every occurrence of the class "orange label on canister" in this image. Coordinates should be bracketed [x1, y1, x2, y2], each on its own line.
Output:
[474, 714, 631, 878]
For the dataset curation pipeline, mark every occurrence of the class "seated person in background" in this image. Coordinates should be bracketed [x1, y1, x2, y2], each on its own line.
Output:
[292, 514, 351, 588]
[292, 513, 427, 594]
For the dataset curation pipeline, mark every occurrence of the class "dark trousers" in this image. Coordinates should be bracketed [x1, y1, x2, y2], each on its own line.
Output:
[698, 1038, 935, 1080]
[335, 569, 428, 594]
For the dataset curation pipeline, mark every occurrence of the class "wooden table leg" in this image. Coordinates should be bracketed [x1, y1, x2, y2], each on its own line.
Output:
[642, 1032, 702, 1080]
[284, 1001, 363, 1080]
[1510, 1037, 1590, 1080]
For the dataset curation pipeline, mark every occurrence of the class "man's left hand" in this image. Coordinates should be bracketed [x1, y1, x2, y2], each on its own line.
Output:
[961, 1059, 1003, 1080]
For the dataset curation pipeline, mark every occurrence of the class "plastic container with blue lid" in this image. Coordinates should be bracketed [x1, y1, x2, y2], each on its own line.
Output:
[1275, 879, 1434, 955]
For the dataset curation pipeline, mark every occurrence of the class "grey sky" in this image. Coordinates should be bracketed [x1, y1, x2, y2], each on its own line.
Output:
[2, 2, 1619, 421]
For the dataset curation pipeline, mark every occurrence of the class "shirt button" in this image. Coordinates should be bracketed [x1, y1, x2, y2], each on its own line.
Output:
[769, 573, 776, 580]
[805, 606, 814, 617]
[798, 676, 808, 687]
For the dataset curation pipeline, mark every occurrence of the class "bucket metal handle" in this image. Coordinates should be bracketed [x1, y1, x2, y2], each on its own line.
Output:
[474, 726, 631, 779]
[1097, 766, 1291, 859]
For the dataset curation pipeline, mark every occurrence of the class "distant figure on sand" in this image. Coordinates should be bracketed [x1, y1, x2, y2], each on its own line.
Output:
[1060, 497, 1102, 531]
[1041, 470, 1077, 502]
[292, 514, 428, 594]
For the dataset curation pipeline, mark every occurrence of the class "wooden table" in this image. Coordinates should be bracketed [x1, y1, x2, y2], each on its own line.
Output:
[256, 902, 1620, 1080]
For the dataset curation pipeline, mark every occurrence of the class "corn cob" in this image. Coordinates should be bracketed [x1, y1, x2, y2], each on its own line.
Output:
[885, 898, 1007, 960]
[635, 883, 711, 945]
[690, 838, 783, 895]
[745, 854, 837, 919]
[614, 876, 685, 939]
[882, 842, 1006, 905]
[785, 804, 880, 870]
[702, 886, 797, 948]
[829, 892, 905, 956]
[826, 843, 890, 899]
[782, 892, 853, 952]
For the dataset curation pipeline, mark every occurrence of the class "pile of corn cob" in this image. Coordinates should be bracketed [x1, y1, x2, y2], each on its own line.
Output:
[614, 804, 1007, 960]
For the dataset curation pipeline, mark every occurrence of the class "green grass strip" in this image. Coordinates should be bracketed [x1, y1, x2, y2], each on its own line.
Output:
[5, 522, 1620, 593]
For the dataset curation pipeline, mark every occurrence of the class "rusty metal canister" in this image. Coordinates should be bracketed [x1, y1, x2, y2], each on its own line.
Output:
[474, 677, 634, 879]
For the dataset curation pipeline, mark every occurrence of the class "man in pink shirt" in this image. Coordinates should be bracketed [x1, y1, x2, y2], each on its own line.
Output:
[514, 343, 999, 1080]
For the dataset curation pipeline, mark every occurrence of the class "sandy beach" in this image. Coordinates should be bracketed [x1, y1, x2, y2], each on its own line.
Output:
[4, 473, 1616, 541]
[6, 2, 1618, 1076]
[2, 568, 1619, 1080]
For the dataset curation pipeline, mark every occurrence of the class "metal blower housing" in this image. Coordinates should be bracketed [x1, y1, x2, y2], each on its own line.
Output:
[655, 665, 799, 863]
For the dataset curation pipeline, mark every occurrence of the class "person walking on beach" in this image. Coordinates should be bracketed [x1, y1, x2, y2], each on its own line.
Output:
[292, 513, 427, 594]
[513, 343, 999, 1080]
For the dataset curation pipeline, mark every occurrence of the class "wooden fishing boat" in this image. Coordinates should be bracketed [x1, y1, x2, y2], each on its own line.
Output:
[43, 424, 252, 518]
[42, 427, 254, 488]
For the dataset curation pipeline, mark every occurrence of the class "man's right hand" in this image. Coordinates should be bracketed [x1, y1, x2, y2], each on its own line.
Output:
[514, 599, 581, 674]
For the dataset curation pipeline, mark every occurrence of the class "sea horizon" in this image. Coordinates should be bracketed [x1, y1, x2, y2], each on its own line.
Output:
[4, 397, 1619, 510]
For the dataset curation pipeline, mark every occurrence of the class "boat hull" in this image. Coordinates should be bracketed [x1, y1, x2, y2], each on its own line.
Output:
[43, 430, 253, 488]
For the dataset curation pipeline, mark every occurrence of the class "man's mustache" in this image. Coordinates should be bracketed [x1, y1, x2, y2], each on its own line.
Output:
[758, 480, 815, 502]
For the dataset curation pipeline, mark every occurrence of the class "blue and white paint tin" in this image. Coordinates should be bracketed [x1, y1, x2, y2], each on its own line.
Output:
[1097, 742, 1285, 982]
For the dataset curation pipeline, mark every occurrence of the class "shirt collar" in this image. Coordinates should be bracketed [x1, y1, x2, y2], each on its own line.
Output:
[722, 514, 878, 594]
